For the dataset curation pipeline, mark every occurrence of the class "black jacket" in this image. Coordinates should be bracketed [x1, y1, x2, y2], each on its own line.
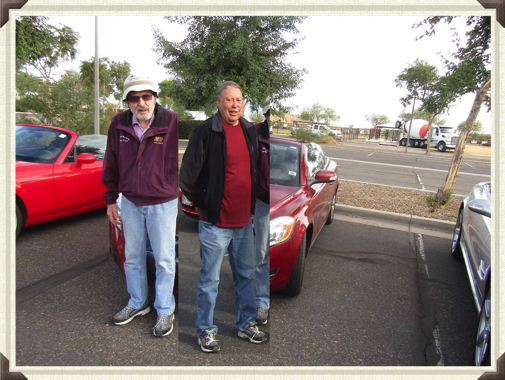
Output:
[180, 112, 258, 224]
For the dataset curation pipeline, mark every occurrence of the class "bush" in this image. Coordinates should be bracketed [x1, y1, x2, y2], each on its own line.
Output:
[179, 119, 204, 139]
[426, 190, 452, 210]
[318, 135, 338, 144]
[295, 128, 318, 143]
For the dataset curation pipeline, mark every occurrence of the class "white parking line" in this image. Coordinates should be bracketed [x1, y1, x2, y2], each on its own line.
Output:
[465, 162, 475, 169]
[368, 152, 374, 157]
[328, 157, 490, 177]
[416, 174, 425, 191]
[339, 179, 467, 197]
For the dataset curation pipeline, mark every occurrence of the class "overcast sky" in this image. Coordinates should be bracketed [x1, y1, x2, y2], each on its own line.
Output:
[48, 16, 491, 133]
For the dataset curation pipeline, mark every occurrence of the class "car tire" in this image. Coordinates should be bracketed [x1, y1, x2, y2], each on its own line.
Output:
[283, 233, 307, 297]
[451, 208, 463, 259]
[409, 139, 415, 147]
[419, 141, 426, 148]
[400, 138, 407, 146]
[16, 204, 23, 238]
[437, 141, 446, 152]
[475, 286, 491, 366]
[414, 140, 420, 147]
[326, 191, 337, 225]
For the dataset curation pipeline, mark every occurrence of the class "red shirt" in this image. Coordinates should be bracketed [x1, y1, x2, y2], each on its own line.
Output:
[217, 121, 252, 227]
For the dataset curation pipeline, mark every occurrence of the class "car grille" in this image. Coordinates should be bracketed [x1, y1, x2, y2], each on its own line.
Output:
[451, 136, 459, 145]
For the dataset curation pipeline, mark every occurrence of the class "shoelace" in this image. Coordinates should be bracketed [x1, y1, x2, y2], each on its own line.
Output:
[205, 330, 218, 344]
[247, 323, 259, 337]
[120, 305, 134, 315]
[155, 315, 171, 328]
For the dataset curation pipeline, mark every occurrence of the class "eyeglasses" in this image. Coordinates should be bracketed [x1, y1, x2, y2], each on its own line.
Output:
[128, 94, 153, 103]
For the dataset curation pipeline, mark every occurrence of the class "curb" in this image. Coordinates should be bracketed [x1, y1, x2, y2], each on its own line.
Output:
[335, 204, 456, 236]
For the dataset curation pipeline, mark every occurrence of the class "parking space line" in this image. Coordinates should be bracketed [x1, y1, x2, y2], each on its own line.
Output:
[328, 157, 490, 177]
[465, 162, 475, 169]
[368, 152, 374, 157]
[416, 173, 425, 191]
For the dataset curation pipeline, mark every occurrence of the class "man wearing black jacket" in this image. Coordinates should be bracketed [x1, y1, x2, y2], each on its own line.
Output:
[180, 81, 267, 353]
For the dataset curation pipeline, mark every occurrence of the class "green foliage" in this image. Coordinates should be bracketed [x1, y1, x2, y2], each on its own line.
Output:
[398, 109, 445, 125]
[300, 103, 339, 124]
[153, 16, 307, 113]
[294, 127, 318, 143]
[364, 114, 389, 127]
[80, 57, 131, 104]
[395, 58, 439, 106]
[16, 16, 79, 80]
[158, 79, 194, 119]
[249, 110, 264, 123]
[426, 190, 452, 209]
[179, 119, 204, 139]
[457, 120, 483, 134]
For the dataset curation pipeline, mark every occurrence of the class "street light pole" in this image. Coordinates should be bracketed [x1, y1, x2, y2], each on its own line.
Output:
[404, 96, 416, 153]
[94, 16, 99, 135]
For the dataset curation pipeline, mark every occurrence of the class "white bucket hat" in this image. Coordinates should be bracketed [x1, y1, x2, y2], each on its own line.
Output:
[122, 74, 159, 102]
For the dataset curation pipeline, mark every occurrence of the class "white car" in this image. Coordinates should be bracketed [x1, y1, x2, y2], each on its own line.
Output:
[451, 181, 491, 366]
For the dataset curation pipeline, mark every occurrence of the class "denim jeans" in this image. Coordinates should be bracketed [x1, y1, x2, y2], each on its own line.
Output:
[196, 218, 256, 335]
[254, 199, 270, 309]
[121, 196, 178, 316]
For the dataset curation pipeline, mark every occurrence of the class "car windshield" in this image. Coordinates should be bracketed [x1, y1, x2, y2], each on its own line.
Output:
[16, 125, 71, 164]
[270, 141, 301, 187]
[65, 134, 108, 163]
[439, 127, 453, 134]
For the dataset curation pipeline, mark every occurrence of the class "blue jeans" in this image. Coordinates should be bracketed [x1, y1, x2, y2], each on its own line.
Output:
[254, 199, 270, 309]
[121, 196, 178, 316]
[196, 218, 256, 335]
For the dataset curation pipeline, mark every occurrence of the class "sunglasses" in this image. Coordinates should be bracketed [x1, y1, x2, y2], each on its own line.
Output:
[128, 94, 154, 103]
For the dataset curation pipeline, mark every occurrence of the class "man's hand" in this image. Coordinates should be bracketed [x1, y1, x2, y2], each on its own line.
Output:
[107, 204, 121, 226]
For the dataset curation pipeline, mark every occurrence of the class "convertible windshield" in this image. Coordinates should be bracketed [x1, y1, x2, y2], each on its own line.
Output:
[16, 125, 72, 164]
[270, 141, 300, 187]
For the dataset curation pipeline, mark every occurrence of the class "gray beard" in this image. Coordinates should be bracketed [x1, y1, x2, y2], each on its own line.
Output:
[135, 110, 153, 122]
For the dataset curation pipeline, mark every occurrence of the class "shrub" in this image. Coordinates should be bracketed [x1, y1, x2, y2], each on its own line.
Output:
[295, 128, 318, 143]
[318, 135, 338, 144]
[179, 119, 204, 139]
[426, 190, 452, 210]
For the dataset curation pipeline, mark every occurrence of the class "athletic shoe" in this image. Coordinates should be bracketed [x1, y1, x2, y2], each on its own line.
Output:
[112, 301, 151, 325]
[256, 307, 269, 325]
[153, 314, 174, 337]
[238, 322, 267, 344]
[198, 328, 220, 353]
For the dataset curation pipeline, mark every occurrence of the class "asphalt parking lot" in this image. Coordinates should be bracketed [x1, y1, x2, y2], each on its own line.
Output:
[14, 204, 480, 371]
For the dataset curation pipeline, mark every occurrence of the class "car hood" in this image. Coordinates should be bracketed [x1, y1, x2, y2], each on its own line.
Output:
[16, 160, 41, 169]
[270, 184, 304, 214]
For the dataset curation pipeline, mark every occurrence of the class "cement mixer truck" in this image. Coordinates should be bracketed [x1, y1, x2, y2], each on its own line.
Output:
[398, 119, 458, 152]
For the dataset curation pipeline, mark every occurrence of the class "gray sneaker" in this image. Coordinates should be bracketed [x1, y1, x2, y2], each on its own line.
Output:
[256, 307, 269, 325]
[112, 301, 151, 325]
[153, 314, 174, 337]
[198, 328, 220, 353]
[238, 321, 267, 344]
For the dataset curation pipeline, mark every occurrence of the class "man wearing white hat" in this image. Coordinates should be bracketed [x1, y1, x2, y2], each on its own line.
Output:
[102, 73, 179, 337]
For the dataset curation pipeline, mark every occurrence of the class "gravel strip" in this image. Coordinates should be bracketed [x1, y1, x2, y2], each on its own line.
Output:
[337, 180, 464, 222]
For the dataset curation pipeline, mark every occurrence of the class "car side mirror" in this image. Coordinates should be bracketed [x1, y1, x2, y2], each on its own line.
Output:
[74, 153, 96, 168]
[308, 169, 337, 187]
[468, 199, 491, 218]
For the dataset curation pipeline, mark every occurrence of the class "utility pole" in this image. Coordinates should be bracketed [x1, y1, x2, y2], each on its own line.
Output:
[404, 96, 416, 153]
[94, 16, 99, 135]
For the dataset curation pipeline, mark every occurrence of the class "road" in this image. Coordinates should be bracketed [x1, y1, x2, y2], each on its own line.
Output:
[14, 206, 480, 371]
[180, 138, 491, 197]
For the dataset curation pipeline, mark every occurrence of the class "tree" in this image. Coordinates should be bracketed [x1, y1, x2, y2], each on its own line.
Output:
[300, 103, 340, 124]
[398, 108, 445, 125]
[365, 114, 389, 139]
[157, 79, 195, 120]
[80, 57, 131, 105]
[457, 120, 482, 135]
[414, 16, 491, 201]
[153, 16, 307, 115]
[249, 110, 264, 123]
[16, 16, 80, 81]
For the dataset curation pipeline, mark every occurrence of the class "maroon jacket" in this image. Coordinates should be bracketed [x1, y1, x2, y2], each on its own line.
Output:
[255, 119, 270, 204]
[101, 103, 179, 206]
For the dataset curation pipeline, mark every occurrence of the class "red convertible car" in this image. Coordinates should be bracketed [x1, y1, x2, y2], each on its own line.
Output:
[16, 124, 108, 236]
[179, 137, 338, 296]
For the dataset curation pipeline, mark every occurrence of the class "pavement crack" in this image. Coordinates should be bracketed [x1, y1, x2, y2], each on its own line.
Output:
[17, 252, 111, 306]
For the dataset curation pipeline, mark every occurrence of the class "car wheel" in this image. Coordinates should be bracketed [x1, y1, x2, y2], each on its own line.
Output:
[400, 138, 407, 146]
[419, 141, 426, 148]
[409, 139, 415, 147]
[16, 204, 23, 238]
[437, 141, 446, 152]
[326, 191, 337, 225]
[451, 208, 463, 259]
[475, 286, 491, 366]
[414, 140, 420, 147]
[283, 233, 307, 297]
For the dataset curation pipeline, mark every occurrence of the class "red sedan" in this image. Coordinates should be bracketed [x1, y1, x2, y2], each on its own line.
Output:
[16, 124, 107, 236]
[269, 137, 338, 295]
[179, 137, 338, 296]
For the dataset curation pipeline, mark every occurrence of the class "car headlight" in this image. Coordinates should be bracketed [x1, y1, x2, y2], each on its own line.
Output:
[181, 194, 193, 206]
[270, 216, 295, 246]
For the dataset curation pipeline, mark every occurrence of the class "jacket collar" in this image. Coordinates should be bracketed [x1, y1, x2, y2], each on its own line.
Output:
[212, 111, 253, 132]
